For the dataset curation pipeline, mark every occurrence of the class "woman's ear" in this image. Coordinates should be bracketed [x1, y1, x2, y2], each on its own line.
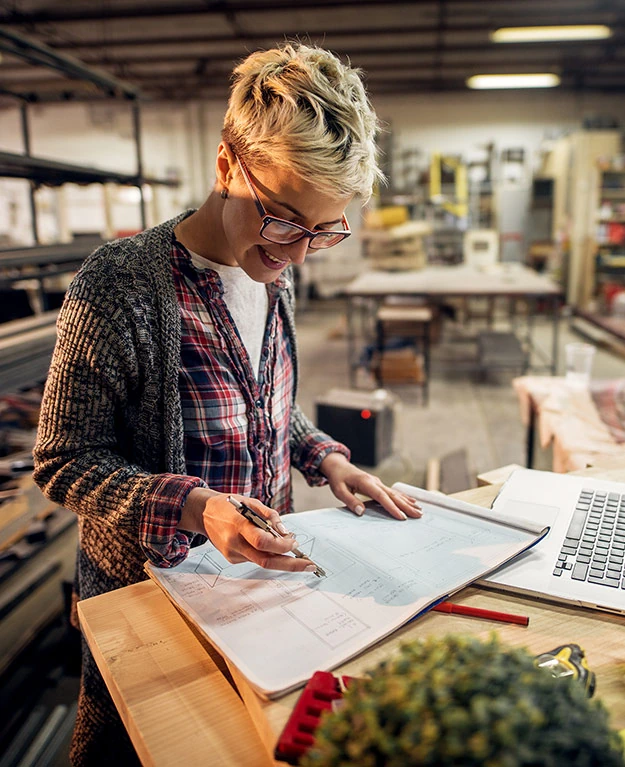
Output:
[215, 142, 235, 193]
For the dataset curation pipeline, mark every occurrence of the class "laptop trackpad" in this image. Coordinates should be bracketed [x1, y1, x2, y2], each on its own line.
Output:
[496, 499, 560, 529]
[487, 501, 560, 591]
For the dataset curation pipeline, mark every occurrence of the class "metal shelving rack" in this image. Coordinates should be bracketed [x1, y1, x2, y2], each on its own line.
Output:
[0, 29, 179, 391]
[0, 35, 160, 744]
[0, 27, 179, 240]
[0, 237, 104, 312]
[0, 310, 58, 395]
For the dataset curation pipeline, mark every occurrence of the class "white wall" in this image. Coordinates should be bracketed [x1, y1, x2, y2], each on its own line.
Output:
[0, 88, 623, 245]
[372, 89, 625, 180]
[0, 100, 226, 244]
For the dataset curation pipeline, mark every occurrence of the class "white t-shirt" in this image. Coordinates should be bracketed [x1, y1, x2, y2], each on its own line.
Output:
[189, 251, 268, 379]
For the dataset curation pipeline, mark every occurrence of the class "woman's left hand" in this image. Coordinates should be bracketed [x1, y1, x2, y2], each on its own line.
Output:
[319, 452, 422, 520]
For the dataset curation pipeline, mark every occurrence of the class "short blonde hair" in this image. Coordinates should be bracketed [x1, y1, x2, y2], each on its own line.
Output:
[223, 42, 383, 201]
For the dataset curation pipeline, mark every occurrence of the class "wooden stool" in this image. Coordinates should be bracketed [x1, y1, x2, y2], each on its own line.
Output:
[375, 304, 432, 403]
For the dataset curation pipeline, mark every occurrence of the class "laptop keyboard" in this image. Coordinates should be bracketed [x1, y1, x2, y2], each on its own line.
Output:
[553, 489, 625, 588]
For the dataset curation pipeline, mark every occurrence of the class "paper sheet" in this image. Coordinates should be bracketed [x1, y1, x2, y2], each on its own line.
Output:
[147, 492, 543, 698]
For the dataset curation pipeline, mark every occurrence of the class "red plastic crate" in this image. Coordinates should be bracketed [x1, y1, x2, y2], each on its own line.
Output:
[274, 671, 354, 764]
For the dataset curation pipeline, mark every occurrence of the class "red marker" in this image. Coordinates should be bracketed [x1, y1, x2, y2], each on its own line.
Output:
[432, 601, 529, 626]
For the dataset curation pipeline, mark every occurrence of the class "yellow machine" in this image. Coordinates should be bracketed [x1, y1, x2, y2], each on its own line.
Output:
[429, 152, 468, 219]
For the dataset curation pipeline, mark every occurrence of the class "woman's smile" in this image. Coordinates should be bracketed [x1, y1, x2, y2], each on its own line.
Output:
[257, 245, 289, 270]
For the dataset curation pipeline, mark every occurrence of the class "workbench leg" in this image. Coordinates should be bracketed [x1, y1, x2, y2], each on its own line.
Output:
[526, 399, 536, 468]
[551, 296, 560, 376]
[422, 324, 430, 406]
[487, 297, 495, 328]
[347, 297, 356, 388]
[375, 319, 384, 388]
[526, 297, 535, 369]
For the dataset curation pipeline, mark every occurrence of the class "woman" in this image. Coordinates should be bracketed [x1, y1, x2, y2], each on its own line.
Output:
[34, 42, 421, 765]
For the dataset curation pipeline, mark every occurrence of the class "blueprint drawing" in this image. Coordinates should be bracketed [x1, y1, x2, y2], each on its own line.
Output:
[147, 486, 544, 698]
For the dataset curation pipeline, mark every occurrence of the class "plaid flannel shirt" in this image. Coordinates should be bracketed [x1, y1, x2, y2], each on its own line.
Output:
[141, 243, 349, 566]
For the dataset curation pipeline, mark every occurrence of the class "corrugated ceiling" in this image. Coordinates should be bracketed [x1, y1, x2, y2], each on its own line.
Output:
[0, 0, 623, 103]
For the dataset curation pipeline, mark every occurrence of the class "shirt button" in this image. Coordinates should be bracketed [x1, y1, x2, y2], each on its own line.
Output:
[255, 398, 263, 407]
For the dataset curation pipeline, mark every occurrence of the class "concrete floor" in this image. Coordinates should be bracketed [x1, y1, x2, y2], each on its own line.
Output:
[291, 299, 625, 512]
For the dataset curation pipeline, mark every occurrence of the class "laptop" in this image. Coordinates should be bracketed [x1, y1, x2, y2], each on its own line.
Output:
[481, 468, 625, 615]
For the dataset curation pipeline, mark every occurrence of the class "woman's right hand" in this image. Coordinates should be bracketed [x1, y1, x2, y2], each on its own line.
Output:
[180, 488, 315, 572]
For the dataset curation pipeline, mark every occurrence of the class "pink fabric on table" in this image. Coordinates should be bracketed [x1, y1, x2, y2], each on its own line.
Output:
[591, 378, 625, 443]
[513, 376, 625, 473]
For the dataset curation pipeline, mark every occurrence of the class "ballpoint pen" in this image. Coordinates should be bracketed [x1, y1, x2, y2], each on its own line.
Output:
[226, 495, 326, 577]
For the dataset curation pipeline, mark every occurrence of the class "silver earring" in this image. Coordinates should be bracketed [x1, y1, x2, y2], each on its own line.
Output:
[221, 188, 228, 199]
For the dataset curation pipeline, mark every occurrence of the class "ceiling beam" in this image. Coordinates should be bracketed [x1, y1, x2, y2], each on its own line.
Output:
[14, 66, 622, 90]
[4, 49, 622, 76]
[5, 74, 624, 104]
[33, 21, 625, 51]
[2, 37, 620, 74]
[4, 1, 434, 23]
[0, 85, 32, 102]
[0, 0, 618, 24]
[152, 79, 625, 99]
[94, 60, 625, 81]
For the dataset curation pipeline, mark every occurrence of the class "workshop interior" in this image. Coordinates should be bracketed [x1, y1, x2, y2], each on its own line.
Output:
[1, 2, 625, 765]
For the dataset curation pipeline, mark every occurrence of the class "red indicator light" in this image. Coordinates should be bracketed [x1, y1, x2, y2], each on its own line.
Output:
[360, 409, 372, 419]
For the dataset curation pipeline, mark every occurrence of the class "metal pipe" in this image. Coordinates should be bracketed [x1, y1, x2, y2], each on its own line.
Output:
[198, 103, 209, 201]
[20, 103, 39, 244]
[132, 103, 147, 230]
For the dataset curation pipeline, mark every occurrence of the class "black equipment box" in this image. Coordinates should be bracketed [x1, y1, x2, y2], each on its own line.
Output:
[315, 389, 394, 467]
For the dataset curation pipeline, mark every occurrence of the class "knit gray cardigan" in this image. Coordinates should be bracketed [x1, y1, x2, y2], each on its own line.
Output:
[33, 210, 333, 603]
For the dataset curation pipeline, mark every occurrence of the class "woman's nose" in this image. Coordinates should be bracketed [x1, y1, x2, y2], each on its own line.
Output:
[284, 237, 311, 265]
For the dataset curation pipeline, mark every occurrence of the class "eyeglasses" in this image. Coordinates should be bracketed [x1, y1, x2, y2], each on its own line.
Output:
[235, 156, 351, 250]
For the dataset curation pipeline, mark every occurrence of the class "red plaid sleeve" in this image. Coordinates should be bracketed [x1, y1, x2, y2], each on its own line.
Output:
[289, 404, 351, 487]
[292, 434, 351, 487]
[141, 473, 208, 568]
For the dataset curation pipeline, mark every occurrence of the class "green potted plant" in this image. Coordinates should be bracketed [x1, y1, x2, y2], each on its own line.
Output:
[303, 635, 624, 767]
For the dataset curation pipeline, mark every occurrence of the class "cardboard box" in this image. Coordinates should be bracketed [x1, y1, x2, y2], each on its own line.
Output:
[372, 348, 425, 384]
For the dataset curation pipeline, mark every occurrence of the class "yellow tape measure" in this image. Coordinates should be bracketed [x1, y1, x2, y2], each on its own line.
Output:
[534, 643, 596, 697]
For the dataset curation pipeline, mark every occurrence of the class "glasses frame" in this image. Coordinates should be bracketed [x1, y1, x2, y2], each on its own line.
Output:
[235, 156, 351, 250]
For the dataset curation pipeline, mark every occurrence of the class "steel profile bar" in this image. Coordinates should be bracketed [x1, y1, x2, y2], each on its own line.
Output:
[0, 150, 179, 188]
[0, 28, 142, 100]
[0, 241, 103, 270]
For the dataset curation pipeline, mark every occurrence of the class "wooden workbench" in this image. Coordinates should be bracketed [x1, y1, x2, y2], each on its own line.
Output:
[78, 471, 625, 766]
[345, 263, 563, 384]
[514, 376, 625, 472]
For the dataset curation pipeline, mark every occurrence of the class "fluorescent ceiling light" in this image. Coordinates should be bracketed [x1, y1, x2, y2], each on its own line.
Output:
[491, 25, 612, 43]
[466, 73, 561, 90]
